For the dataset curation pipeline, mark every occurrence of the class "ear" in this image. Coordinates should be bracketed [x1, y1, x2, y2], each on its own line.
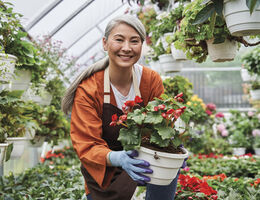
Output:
[102, 37, 108, 51]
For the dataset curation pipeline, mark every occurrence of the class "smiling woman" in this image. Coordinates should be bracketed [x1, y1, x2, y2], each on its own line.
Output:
[61, 14, 182, 200]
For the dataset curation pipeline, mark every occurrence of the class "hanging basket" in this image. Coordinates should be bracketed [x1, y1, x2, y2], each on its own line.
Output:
[171, 44, 187, 61]
[250, 89, 260, 100]
[232, 147, 246, 156]
[224, 0, 260, 36]
[0, 53, 17, 83]
[6, 137, 28, 159]
[137, 146, 189, 185]
[158, 54, 182, 73]
[206, 39, 237, 62]
[11, 70, 32, 91]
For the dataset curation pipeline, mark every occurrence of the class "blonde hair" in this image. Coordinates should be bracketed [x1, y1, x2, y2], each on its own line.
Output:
[61, 15, 146, 114]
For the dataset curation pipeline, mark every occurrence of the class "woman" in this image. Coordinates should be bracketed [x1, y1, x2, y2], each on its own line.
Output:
[62, 15, 179, 200]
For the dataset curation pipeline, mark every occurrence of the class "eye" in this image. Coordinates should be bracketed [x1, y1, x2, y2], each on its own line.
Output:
[115, 38, 123, 42]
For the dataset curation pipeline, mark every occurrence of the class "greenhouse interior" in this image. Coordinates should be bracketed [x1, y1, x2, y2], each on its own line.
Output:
[0, 0, 260, 199]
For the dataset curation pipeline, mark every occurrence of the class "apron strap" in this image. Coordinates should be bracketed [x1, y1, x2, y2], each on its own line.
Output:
[104, 66, 141, 104]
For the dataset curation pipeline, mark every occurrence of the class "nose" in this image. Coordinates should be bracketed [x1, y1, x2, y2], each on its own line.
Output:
[122, 41, 132, 52]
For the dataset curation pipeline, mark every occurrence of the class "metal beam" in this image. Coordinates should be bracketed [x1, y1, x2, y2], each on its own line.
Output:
[25, 0, 63, 31]
[50, 0, 95, 36]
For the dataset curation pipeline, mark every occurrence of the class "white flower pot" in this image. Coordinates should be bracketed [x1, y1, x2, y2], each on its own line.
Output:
[206, 39, 237, 62]
[161, 33, 173, 50]
[0, 53, 17, 82]
[137, 146, 189, 185]
[158, 54, 182, 73]
[11, 70, 32, 91]
[6, 137, 28, 159]
[254, 148, 260, 156]
[27, 136, 46, 148]
[224, 0, 260, 36]
[240, 68, 257, 82]
[232, 147, 246, 156]
[250, 89, 260, 100]
[171, 44, 187, 61]
[0, 143, 9, 166]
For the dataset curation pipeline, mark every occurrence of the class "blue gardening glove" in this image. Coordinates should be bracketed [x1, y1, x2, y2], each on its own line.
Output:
[109, 150, 153, 185]
[181, 157, 188, 168]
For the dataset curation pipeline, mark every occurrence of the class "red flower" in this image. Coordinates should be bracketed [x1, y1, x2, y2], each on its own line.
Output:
[166, 109, 174, 114]
[109, 121, 117, 126]
[111, 114, 118, 122]
[124, 100, 135, 107]
[206, 103, 216, 111]
[177, 97, 184, 102]
[154, 106, 159, 111]
[120, 114, 127, 121]
[161, 113, 167, 119]
[158, 104, 166, 110]
[215, 112, 224, 118]
[134, 96, 143, 103]
[206, 110, 212, 116]
[175, 92, 183, 98]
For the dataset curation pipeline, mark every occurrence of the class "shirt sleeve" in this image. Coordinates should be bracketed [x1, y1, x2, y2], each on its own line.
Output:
[70, 86, 115, 189]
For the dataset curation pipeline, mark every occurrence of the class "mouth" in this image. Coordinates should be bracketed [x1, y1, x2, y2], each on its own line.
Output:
[118, 55, 134, 60]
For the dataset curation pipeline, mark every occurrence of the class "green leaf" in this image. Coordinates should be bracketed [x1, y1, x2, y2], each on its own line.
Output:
[213, 36, 225, 44]
[128, 109, 145, 125]
[118, 127, 141, 150]
[246, 0, 260, 14]
[154, 125, 175, 140]
[5, 143, 13, 162]
[192, 3, 215, 25]
[144, 112, 163, 124]
[150, 131, 170, 147]
[212, 0, 223, 16]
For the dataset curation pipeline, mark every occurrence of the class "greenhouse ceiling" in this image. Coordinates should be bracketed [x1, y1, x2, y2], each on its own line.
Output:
[9, 0, 139, 68]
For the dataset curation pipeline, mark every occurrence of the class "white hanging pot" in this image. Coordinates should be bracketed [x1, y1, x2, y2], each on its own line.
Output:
[6, 137, 28, 159]
[137, 146, 189, 185]
[240, 68, 257, 82]
[250, 89, 260, 100]
[0, 53, 17, 83]
[27, 136, 46, 148]
[224, 0, 260, 36]
[158, 54, 182, 73]
[11, 70, 32, 91]
[171, 44, 187, 61]
[161, 33, 173, 50]
[232, 147, 246, 156]
[0, 143, 9, 166]
[254, 148, 260, 156]
[149, 60, 162, 73]
[206, 39, 237, 62]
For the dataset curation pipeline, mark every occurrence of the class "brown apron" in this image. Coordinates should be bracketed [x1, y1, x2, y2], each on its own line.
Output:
[80, 67, 142, 200]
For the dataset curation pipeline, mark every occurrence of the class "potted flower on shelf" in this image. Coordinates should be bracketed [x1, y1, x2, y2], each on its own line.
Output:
[110, 94, 192, 185]
[249, 80, 260, 101]
[252, 129, 260, 155]
[0, 1, 41, 90]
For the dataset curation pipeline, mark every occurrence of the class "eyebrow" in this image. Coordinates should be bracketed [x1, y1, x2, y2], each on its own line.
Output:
[113, 34, 141, 39]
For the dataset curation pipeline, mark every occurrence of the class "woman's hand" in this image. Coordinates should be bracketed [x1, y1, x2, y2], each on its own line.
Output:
[108, 150, 153, 185]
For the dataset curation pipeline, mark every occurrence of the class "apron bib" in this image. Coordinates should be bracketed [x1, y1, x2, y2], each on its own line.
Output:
[81, 67, 142, 200]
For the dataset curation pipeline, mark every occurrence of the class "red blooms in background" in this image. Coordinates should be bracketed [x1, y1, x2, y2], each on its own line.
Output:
[124, 100, 135, 107]
[205, 103, 216, 116]
[40, 150, 65, 163]
[134, 96, 143, 103]
[215, 112, 224, 118]
[178, 174, 217, 197]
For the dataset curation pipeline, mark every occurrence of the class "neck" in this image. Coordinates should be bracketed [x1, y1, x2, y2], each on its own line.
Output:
[109, 65, 133, 95]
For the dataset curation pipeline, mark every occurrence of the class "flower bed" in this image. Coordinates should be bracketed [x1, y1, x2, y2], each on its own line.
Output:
[1, 147, 259, 199]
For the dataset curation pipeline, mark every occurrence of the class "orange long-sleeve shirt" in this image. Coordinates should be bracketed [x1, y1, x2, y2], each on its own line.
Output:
[70, 66, 164, 194]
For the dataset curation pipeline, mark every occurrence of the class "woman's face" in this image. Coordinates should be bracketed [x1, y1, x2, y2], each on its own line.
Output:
[103, 23, 143, 69]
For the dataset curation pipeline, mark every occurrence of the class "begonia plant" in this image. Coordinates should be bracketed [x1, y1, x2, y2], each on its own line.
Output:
[110, 94, 192, 152]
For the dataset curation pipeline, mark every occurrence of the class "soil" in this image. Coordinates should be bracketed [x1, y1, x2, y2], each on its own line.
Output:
[141, 137, 184, 154]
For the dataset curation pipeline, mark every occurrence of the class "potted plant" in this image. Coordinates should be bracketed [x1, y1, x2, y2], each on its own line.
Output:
[229, 131, 250, 156]
[110, 94, 192, 185]
[241, 45, 260, 77]
[0, 90, 39, 159]
[173, 0, 239, 63]
[191, 0, 260, 36]
[250, 80, 260, 100]
[252, 129, 260, 155]
[0, 1, 41, 84]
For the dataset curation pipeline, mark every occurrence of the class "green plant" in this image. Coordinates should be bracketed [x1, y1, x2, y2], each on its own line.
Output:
[186, 95, 208, 123]
[253, 135, 260, 148]
[173, 0, 238, 63]
[0, 1, 41, 69]
[251, 80, 260, 90]
[163, 75, 193, 103]
[110, 94, 192, 152]
[0, 90, 39, 138]
[242, 46, 260, 76]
